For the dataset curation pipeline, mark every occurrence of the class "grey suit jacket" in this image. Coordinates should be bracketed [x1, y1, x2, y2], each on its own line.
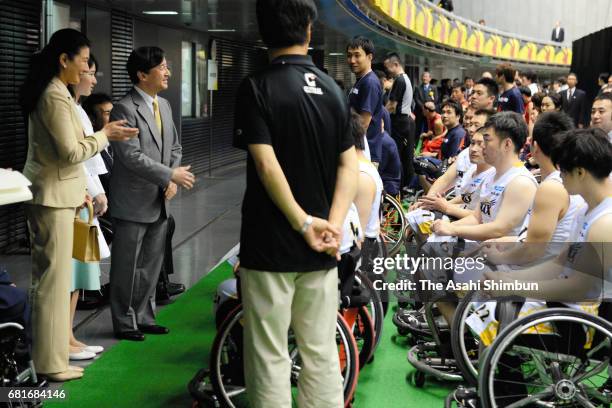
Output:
[109, 88, 182, 223]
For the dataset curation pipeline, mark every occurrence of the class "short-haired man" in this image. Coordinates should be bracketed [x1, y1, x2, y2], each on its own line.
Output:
[590, 93, 612, 140]
[414, 71, 439, 135]
[419, 101, 446, 158]
[384, 52, 416, 190]
[520, 71, 539, 96]
[433, 112, 538, 241]
[561, 73, 587, 128]
[518, 86, 533, 124]
[464, 76, 474, 99]
[110, 46, 194, 341]
[451, 84, 469, 110]
[495, 63, 524, 114]
[469, 77, 498, 111]
[415, 108, 495, 204]
[440, 100, 466, 159]
[234, 1, 358, 406]
[347, 36, 383, 161]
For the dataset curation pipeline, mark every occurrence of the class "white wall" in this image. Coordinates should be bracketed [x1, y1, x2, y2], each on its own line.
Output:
[453, 0, 612, 44]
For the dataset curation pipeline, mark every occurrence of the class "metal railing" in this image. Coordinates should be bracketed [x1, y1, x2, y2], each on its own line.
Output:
[369, 0, 572, 66]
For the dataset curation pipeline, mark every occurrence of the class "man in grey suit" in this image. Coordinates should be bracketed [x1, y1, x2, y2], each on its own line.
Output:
[109, 46, 195, 341]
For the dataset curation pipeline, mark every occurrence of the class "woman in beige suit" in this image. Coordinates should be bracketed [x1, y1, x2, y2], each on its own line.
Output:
[19, 28, 138, 382]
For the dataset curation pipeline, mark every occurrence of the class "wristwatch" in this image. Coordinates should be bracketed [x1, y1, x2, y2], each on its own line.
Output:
[300, 215, 313, 235]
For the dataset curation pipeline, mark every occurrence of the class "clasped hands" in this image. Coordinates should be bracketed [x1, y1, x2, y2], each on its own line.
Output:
[301, 217, 343, 260]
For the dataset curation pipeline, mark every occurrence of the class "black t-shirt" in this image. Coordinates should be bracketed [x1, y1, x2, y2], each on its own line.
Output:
[389, 73, 413, 116]
[233, 55, 354, 272]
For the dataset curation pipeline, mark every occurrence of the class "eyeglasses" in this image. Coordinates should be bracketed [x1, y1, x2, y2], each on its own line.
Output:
[156, 63, 170, 72]
[80, 72, 96, 77]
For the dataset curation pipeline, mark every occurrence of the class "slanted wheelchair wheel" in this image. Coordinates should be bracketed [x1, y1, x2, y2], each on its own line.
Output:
[479, 307, 612, 408]
[356, 271, 385, 353]
[209, 305, 359, 408]
[343, 306, 375, 369]
[380, 194, 407, 257]
[450, 290, 482, 387]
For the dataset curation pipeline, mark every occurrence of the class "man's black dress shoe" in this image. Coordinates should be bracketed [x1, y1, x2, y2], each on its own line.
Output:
[138, 324, 169, 335]
[115, 330, 145, 341]
[167, 282, 185, 297]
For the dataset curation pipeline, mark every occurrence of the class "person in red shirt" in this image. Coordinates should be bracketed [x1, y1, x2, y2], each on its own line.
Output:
[419, 101, 447, 157]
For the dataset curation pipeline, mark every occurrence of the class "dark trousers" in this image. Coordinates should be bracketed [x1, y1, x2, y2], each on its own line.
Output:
[391, 115, 416, 188]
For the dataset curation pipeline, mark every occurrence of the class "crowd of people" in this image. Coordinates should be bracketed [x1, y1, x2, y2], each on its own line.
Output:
[17, 29, 194, 381]
[5, 2, 612, 407]
[232, 1, 612, 407]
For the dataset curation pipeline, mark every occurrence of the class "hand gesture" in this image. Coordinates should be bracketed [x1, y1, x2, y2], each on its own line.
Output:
[164, 181, 178, 200]
[93, 193, 108, 216]
[171, 165, 195, 189]
[103, 120, 139, 142]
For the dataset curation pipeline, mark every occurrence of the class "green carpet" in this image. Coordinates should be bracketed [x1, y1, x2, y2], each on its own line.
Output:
[45, 262, 451, 407]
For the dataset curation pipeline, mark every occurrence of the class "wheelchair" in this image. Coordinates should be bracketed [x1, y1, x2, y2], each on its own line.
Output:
[447, 302, 612, 408]
[0, 322, 47, 407]
[380, 193, 407, 257]
[190, 251, 387, 407]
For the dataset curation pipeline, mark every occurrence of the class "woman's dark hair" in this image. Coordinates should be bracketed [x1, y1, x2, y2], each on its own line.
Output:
[127, 46, 165, 84]
[350, 109, 365, 150]
[69, 53, 98, 98]
[19, 28, 90, 115]
[256, 0, 318, 48]
[531, 92, 545, 109]
[544, 92, 562, 110]
[551, 128, 612, 180]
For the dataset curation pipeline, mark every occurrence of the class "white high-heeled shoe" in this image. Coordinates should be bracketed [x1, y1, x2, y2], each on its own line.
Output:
[69, 350, 95, 361]
[83, 345, 104, 354]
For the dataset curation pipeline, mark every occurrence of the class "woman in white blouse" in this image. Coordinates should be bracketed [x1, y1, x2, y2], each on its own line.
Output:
[69, 54, 107, 360]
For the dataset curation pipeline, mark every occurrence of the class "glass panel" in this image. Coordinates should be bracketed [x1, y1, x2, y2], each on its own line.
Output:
[181, 41, 193, 117]
[195, 44, 208, 118]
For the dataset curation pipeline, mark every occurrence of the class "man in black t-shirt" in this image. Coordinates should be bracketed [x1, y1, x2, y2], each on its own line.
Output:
[233, 1, 358, 406]
[384, 52, 417, 190]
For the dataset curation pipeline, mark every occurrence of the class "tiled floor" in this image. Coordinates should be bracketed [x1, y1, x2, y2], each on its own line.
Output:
[0, 163, 245, 375]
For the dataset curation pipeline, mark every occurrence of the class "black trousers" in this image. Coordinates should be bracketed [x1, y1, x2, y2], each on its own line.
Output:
[391, 115, 416, 189]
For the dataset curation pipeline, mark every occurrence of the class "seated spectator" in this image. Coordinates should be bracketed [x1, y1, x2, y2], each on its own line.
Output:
[376, 120, 401, 196]
[419, 101, 447, 157]
[439, 100, 466, 160]
[451, 84, 469, 111]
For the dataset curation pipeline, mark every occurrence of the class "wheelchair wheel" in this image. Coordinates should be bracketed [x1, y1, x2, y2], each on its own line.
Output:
[356, 271, 385, 353]
[343, 306, 376, 369]
[450, 290, 483, 387]
[479, 308, 612, 408]
[209, 305, 359, 407]
[380, 193, 407, 257]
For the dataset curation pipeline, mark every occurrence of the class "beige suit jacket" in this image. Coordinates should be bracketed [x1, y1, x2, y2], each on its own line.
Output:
[23, 77, 108, 208]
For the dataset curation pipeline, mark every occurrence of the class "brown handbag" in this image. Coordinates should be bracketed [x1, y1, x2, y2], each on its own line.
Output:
[73, 201, 100, 262]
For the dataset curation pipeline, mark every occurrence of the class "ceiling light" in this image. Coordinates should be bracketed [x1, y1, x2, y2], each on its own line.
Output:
[208, 29, 236, 32]
[143, 11, 178, 15]
[329, 52, 344, 56]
